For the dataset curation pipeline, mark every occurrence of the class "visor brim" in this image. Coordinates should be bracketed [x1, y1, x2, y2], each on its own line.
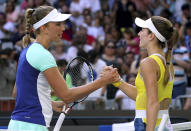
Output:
[135, 18, 148, 28]
[51, 14, 71, 22]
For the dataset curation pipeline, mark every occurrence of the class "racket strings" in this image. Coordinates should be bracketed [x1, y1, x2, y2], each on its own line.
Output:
[66, 59, 87, 86]
[65, 58, 93, 102]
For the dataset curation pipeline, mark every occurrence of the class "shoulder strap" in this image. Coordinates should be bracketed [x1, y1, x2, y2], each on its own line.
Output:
[151, 53, 166, 65]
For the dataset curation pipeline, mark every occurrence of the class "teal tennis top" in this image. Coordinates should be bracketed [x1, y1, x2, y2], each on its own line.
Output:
[11, 42, 57, 127]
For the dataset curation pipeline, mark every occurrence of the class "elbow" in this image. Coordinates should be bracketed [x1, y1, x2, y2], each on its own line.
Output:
[62, 97, 72, 104]
[12, 90, 16, 98]
[12, 93, 16, 99]
[59, 90, 74, 104]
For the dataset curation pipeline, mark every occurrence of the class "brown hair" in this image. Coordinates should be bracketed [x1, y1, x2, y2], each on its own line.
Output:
[23, 6, 54, 47]
[151, 16, 179, 85]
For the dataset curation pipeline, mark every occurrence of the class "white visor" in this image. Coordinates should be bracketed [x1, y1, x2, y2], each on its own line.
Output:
[33, 9, 71, 30]
[135, 17, 166, 42]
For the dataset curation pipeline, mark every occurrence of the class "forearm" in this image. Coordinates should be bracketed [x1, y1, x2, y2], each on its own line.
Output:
[101, 85, 106, 96]
[126, 40, 138, 46]
[0, 27, 13, 34]
[146, 102, 160, 131]
[47, 66, 118, 104]
[174, 59, 188, 69]
[64, 78, 105, 103]
[12, 83, 17, 98]
[118, 81, 137, 100]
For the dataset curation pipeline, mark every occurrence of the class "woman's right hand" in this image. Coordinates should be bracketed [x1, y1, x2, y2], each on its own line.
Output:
[100, 66, 120, 85]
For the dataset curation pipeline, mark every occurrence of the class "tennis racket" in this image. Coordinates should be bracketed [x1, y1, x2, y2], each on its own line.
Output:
[53, 56, 94, 131]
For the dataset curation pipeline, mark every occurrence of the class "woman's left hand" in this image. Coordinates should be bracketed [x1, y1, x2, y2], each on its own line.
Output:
[52, 101, 67, 112]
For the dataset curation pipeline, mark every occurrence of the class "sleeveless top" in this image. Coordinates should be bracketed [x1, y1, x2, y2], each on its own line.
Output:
[135, 54, 174, 125]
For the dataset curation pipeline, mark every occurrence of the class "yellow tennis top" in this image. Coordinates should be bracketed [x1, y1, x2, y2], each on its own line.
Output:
[135, 54, 174, 125]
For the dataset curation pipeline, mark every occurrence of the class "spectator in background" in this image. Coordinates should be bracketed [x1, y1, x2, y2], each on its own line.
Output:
[5, 1, 20, 23]
[171, 35, 188, 109]
[101, 40, 120, 109]
[185, 22, 191, 54]
[181, 3, 191, 23]
[124, 51, 135, 71]
[174, 55, 191, 110]
[110, 26, 121, 42]
[133, 0, 152, 12]
[84, 0, 101, 15]
[171, 56, 188, 109]
[62, 20, 73, 44]
[51, 59, 72, 101]
[88, 17, 105, 42]
[69, 0, 90, 27]
[36, 0, 50, 7]
[150, 0, 170, 16]
[51, 41, 67, 60]
[77, 25, 95, 45]
[82, 15, 93, 36]
[115, 74, 135, 110]
[103, 14, 114, 31]
[115, 40, 129, 81]
[95, 10, 104, 25]
[130, 48, 148, 76]
[160, 8, 172, 20]
[91, 39, 103, 55]
[11, 18, 25, 53]
[115, 0, 134, 30]
[174, 2, 191, 24]
[60, 3, 73, 44]
[66, 34, 92, 61]
[53, 0, 71, 11]
[121, 28, 140, 55]
[83, 50, 107, 110]
[20, 0, 36, 12]
[173, 22, 191, 110]
[116, 39, 127, 60]
[0, 12, 15, 40]
[0, 49, 16, 97]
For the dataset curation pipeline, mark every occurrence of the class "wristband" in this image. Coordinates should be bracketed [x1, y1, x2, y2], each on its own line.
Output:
[112, 78, 123, 87]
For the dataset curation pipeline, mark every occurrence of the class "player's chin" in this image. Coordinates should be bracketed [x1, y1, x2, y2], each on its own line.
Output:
[139, 42, 144, 48]
[54, 37, 62, 42]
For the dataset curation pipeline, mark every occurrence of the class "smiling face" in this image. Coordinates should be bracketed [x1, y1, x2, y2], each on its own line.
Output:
[138, 28, 151, 48]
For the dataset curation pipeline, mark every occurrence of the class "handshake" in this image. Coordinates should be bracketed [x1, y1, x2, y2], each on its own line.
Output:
[100, 66, 123, 87]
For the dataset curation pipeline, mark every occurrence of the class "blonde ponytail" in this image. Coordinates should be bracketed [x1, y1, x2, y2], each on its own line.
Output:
[23, 9, 35, 47]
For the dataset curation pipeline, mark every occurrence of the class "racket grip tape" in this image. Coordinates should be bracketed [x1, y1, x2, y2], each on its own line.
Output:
[53, 106, 66, 131]
[65, 107, 71, 114]
[53, 113, 66, 131]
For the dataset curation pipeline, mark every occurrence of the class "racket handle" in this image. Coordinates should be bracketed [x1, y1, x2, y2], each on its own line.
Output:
[53, 106, 66, 131]
[65, 107, 70, 114]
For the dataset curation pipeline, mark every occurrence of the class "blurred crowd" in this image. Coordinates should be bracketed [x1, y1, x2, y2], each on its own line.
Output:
[0, 0, 191, 111]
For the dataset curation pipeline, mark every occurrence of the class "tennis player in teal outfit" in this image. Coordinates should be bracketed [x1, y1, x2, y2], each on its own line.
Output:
[8, 6, 119, 131]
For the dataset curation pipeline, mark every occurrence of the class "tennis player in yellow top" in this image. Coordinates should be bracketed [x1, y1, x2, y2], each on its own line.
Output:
[109, 16, 179, 131]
